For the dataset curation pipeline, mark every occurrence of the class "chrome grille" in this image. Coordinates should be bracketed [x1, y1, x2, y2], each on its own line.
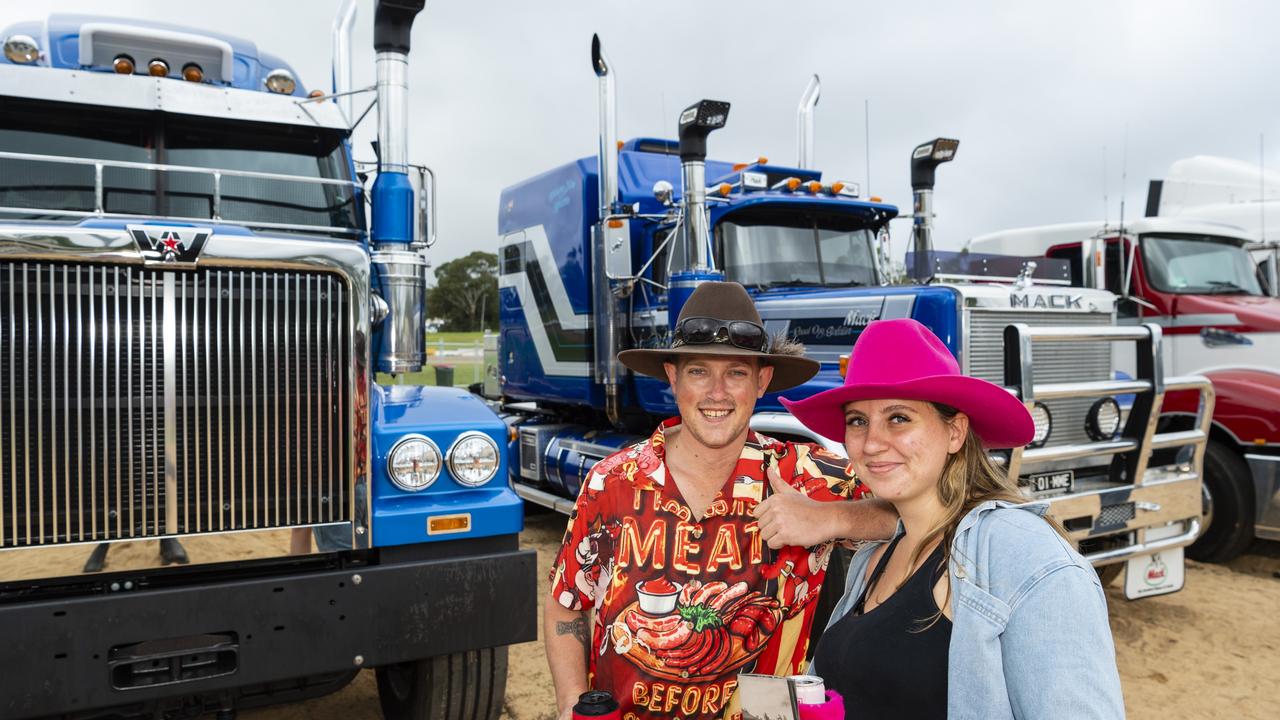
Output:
[966, 310, 1113, 448]
[0, 261, 351, 548]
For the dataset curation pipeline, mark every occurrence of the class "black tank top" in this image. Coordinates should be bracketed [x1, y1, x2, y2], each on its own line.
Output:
[813, 535, 951, 719]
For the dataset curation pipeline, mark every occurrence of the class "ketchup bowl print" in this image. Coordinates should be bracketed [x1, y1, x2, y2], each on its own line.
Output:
[635, 578, 682, 615]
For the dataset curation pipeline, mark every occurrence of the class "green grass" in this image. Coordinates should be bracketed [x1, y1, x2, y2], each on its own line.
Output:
[426, 331, 485, 344]
[376, 331, 487, 387]
[377, 362, 483, 388]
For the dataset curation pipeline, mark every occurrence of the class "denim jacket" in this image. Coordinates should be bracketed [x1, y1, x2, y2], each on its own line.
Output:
[811, 500, 1125, 719]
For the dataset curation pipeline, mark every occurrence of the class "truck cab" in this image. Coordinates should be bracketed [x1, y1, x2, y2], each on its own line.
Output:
[0, 8, 534, 719]
[969, 217, 1280, 561]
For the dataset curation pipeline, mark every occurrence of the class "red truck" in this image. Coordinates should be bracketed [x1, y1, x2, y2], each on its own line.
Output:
[969, 216, 1280, 561]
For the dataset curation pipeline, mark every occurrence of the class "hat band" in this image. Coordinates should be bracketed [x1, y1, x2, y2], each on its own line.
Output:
[671, 317, 769, 353]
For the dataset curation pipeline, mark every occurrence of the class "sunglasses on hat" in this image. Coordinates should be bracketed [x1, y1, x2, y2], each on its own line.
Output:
[671, 317, 769, 353]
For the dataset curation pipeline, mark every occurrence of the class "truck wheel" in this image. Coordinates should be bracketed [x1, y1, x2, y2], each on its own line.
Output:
[1095, 564, 1123, 587]
[1187, 441, 1255, 563]
[376, 647, 508, 720]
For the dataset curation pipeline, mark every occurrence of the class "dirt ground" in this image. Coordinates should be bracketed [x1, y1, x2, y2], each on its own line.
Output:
[238, 509, 1280, 720]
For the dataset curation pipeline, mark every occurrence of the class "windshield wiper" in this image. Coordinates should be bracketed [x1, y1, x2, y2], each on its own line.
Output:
[1202, 280, 1250, 295]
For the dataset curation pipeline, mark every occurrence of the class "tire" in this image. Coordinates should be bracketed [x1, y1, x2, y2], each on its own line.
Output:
[1186, 440, 1256, 563]
[376, 647, 508, 720]
[1096, 563, 1124, 587]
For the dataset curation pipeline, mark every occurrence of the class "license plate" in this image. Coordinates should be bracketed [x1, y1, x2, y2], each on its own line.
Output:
[1028, 470, 1073, 494]
[1123, 546, 1185, 600]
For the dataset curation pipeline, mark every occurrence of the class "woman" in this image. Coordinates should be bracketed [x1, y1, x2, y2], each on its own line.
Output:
[780, 318, 1124, 719]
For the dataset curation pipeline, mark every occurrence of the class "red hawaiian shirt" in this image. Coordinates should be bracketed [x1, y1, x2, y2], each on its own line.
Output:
[549, 418, 868, 720]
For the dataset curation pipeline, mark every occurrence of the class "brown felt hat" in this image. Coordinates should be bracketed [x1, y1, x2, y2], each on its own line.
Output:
[617, 281, 819, 393]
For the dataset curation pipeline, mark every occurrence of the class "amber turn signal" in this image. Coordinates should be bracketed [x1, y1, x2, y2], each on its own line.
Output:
[112, 54, 135, 74]
[181, 63, 203, 82]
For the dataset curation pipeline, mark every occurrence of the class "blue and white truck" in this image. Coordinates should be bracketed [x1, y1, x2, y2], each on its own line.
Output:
[491, 37, 1213, 602]
[0, 3, 534, 718]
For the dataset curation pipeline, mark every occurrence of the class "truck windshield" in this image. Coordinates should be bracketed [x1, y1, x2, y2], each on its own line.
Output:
[716, 212, 878, 288]
[1142, 234, 1263, 295]
[0, 97, 360, 236]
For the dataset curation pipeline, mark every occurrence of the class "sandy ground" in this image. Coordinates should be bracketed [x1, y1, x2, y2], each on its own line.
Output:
[235, 509, 1280, 720]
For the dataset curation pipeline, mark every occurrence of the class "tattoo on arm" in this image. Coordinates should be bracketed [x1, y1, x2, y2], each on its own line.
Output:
[556, 616, 591, 655]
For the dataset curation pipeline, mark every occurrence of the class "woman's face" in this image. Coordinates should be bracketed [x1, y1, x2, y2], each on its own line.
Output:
[842, 399, 967, 506]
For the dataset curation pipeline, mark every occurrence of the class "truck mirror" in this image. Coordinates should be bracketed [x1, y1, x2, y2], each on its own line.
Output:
[1258, 255, 1277, 296]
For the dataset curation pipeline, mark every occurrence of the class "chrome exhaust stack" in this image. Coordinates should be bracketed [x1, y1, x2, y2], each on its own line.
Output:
[592, 34, 618, 221]
[591, 34, 625, 426]
[796, 74, 820, 169]
[331, 0, 358, 124]
[908, 137, 959, 281]
[371, 0, 428, 374]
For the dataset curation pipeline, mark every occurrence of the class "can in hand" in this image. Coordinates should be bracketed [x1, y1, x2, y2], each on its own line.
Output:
[572, 690, 621, 720]
[789, 675, 826, 706]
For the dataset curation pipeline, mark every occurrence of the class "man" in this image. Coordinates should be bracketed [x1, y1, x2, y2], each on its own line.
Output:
[545, 282, 896, 720]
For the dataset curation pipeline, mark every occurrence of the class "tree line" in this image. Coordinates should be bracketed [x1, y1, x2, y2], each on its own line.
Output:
[425, 250, 499, 332]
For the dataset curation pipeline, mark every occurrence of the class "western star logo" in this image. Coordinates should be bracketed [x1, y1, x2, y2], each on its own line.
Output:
[128, 225, 212, 264]
[1010, 293, 1083, 310]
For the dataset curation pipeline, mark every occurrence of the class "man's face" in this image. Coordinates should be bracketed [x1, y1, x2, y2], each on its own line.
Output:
[663, 355, 774, 451]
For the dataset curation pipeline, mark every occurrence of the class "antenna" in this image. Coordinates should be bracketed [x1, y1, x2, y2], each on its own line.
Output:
[1261, 133, 1267, 243]
[1102, 145, 1109, 231]
[864, 99, 871, 194]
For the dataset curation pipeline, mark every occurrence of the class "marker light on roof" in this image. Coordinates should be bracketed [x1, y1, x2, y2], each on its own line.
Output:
[182, 63, 204, 82]
[147, 58, 169, 77]
[3, 34, 39, 64]
[716, 183, 732, 197]
[265, 68, 296, 94]
[834, 181, 861, 198]
[774, 177, 801, 192]
[741, 171, 767, 190]
[112, 54, 135, 74]
[805, 181, 822, 194]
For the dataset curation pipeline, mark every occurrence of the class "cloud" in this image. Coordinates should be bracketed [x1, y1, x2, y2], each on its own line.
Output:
[5, 0, 1280, 261]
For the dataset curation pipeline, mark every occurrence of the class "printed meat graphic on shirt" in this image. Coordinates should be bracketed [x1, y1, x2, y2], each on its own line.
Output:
[608, 579, 783, 681]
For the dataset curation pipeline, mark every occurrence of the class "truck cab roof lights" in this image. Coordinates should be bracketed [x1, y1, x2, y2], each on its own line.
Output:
[805, 180, 823, 194]
[112, 54, 136, 74]
[832, 181, 861, 198]
[731, 156, 770, 171]
[773, 177, 802, 192]
[181, 63, 204, 82]
[714, 182, 733, 197]
[147, 58, 169, 77]
[3, 34, 40, 64]
[78, 23, 235, 84]
[265, 68, 297, 94]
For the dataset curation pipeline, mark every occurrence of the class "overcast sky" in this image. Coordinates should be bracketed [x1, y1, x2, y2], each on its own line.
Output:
[5, 0, 1280, 266]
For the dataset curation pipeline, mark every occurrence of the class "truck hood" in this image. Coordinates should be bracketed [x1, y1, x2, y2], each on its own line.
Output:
[1170, 293, 1280, 333]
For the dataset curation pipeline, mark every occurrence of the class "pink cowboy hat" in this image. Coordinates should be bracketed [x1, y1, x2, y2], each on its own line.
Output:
[780, 318, 1033, 449]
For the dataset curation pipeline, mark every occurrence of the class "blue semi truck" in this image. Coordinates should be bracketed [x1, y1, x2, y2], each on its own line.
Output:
[0, 3, 533, 718]
[491, 37, 1213, 601]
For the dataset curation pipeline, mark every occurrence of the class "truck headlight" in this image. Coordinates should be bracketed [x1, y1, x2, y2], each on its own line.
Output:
[265, 68, 296, 94]
[448, 432, 500, 487]
[388, 435, 442, 491]
[3, 34, 40, 64]
[1029, 402, 1052, 448]
[1086, 397, 1122, 441]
